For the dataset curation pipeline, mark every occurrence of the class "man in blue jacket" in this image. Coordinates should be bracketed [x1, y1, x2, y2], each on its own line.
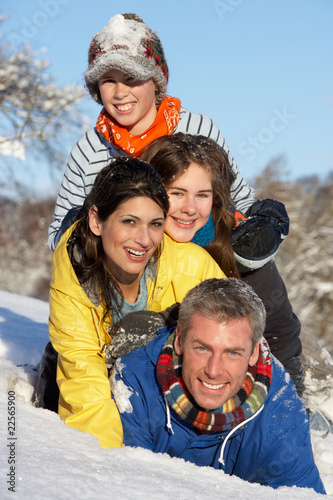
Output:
[111, 278, 325, 494]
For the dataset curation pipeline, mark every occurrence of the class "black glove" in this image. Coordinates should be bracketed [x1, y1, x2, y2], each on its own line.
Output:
[105, 303, 180, 368]
[231, 198, 289, 272]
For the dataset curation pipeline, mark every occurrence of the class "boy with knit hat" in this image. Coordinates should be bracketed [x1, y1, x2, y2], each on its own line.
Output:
[84, 13, 168, 107]
[47, 13, 256, 251]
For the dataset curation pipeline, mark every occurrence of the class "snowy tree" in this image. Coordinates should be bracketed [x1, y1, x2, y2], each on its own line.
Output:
[0, 14, 88, 190]
[255, 160, 333, 352]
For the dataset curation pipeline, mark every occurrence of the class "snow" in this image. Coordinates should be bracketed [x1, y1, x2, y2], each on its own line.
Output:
[98, 14, 148, 56]
[0, 136, 25, 160]
[0, 290, 332, 499]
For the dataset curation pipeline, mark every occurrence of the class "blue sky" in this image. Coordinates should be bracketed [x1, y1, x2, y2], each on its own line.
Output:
[2, 0, 333, 195]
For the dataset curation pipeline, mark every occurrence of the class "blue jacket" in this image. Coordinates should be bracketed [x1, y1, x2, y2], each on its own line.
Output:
[111, 327, 325, 494]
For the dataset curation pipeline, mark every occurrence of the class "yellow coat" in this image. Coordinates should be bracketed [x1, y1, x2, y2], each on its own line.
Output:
[49, 225, 225, 448]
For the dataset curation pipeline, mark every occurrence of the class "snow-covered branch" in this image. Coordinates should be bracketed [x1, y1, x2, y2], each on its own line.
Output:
[0, 31, 88, 186]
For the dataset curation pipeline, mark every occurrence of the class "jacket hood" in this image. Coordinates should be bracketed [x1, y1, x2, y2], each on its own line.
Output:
[51, 222, 98, 310]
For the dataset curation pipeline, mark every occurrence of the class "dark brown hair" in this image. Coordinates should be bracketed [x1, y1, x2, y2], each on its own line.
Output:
[68, 157, 169, 324]
[141, 133, 240, 278]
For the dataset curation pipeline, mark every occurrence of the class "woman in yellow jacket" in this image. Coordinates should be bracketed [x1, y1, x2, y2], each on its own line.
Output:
[48, 157, 225, 449]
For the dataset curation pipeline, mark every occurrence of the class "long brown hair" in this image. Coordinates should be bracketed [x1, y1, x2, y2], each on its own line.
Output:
[68, 157, 169, 324]
[141, 133, 240, 278]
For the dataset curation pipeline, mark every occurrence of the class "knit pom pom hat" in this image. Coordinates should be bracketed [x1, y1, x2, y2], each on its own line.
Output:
[84, 13, 169, 105]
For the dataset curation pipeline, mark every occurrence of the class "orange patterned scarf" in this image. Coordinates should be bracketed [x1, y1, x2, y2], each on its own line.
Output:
[95, 95, 181, 157]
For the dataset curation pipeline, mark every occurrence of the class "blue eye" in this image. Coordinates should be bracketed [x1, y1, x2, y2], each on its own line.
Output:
[195, 346, 207, 353]
[229, 351, 241, 358]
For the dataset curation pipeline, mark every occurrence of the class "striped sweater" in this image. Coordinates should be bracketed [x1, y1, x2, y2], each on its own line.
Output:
[48, 107, 255, 251]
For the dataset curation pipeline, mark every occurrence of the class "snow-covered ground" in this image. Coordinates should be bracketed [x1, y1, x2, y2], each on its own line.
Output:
[0, 290, 332, 499]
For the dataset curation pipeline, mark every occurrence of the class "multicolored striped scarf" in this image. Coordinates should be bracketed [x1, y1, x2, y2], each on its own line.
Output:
[156, 331, 272, 433]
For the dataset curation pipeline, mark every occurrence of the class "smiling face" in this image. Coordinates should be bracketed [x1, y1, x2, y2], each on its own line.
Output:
[174, 313, 259, 410]
[89, 196, 165, 284]
[98, 69, 158, 135]
[164, 163, 213, 243]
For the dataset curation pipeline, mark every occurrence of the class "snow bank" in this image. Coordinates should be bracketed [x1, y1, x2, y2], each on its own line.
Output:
[0, 291, 332, 499]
